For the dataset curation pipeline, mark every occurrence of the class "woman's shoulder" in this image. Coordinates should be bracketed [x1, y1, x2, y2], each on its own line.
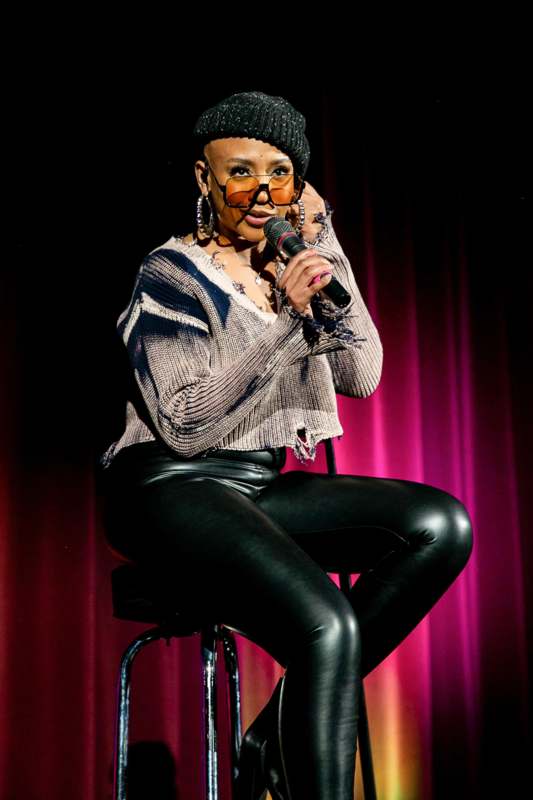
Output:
[141, 234, 206, 288]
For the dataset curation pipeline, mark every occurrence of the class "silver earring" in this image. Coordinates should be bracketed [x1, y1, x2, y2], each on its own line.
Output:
[196, 193, 215, 237]
[287, 198, 306, 234]
[295, 198, 306, 232]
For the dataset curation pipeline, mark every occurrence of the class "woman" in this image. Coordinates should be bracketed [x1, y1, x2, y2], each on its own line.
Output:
[98, 91, 473, 799]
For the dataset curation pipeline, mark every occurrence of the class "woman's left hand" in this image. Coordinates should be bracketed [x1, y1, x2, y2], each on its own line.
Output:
[287, 181, 326, 234]
[282, 180, 334, 299]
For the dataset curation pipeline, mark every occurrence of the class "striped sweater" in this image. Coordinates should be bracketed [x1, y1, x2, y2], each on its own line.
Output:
[99, 205, 383, 467]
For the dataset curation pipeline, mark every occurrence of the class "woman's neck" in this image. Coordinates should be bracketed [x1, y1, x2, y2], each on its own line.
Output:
[197, 229, 274, 265]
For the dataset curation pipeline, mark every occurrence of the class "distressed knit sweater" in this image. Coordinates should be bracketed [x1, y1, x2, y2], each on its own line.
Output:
[99, 204, 383, 468]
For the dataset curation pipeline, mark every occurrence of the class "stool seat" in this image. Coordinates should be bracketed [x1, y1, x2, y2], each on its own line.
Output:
[111, 563, 205, 634]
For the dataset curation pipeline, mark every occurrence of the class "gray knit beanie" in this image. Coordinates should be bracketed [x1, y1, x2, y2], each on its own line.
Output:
[192, 91, 311, 177]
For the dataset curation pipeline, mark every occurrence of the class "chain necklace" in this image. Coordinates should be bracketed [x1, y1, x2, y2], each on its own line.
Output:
[179, 233, 286, 315]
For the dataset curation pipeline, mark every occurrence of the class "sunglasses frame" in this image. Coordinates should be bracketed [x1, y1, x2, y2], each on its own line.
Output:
[203, 158, 306, 208]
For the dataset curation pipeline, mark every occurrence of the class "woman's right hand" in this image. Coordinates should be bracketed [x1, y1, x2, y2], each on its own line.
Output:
[277, 249, 333, 316]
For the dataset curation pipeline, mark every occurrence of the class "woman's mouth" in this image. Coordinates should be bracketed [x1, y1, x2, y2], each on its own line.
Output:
[244, 213, 274, 227]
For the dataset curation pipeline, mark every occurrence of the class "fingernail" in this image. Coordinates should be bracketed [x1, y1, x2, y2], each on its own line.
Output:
[311, 271, 332, 285]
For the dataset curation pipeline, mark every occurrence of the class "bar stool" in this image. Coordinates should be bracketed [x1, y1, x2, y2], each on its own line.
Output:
[109, 559, 377, 800]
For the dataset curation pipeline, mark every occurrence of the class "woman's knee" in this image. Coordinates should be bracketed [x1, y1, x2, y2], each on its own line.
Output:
[304, 590, 362, 666]
[407, 484, 474, 570]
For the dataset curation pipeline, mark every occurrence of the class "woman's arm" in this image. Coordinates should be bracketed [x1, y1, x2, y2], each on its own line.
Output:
[118, 251, 357, 458]
[287, 184, 383, 398]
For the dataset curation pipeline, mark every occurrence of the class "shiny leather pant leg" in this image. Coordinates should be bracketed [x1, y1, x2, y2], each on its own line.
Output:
[256, 470, 474, 678]
[254, 471, 473, 798]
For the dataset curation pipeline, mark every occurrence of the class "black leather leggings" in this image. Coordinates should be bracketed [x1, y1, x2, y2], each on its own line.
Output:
[98, 440, 473, 799]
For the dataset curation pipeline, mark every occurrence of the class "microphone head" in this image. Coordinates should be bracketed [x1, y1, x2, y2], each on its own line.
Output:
[264, 216, 297, 253]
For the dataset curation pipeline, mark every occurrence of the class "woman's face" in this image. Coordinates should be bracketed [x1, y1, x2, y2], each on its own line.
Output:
[195, 137, 297, 244]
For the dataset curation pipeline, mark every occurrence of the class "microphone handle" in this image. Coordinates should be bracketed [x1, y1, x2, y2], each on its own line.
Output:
[278, 234, 352, 309]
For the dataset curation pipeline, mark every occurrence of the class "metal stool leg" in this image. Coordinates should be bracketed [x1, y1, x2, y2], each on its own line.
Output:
[202, 623, 220, 800]
[220, 626, 243, 794]
[113, 627, 168, 800]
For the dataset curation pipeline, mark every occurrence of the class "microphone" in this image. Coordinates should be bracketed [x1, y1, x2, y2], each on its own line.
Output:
[263, 216, 352, 308]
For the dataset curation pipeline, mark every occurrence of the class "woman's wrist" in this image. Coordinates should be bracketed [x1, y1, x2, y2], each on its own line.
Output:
[299, 201, 335, 248]
[290, 302, 314, 317]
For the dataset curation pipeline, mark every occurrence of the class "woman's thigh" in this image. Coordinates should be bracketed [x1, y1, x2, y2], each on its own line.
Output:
[256, 471, 473, 574]
[103, 473, 358, 668]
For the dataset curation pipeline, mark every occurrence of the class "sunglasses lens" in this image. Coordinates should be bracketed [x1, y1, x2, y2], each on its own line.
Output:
[226, 174, 303, 207]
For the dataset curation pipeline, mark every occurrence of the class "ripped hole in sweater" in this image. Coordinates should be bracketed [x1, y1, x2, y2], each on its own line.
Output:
[293, 426, 318, 463]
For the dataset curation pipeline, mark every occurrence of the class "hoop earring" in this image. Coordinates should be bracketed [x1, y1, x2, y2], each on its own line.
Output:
[196, 193, 216, 237]
[286, 198, 306, 234]
[295, 198, 306, 233]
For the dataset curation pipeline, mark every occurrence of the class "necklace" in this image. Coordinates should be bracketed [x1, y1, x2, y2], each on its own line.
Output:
[175, 234, 286, 315]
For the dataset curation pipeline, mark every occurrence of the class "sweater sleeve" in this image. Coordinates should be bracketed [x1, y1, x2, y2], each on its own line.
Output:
[298, 202, 384, 398]
[120, 252, 345, 457]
